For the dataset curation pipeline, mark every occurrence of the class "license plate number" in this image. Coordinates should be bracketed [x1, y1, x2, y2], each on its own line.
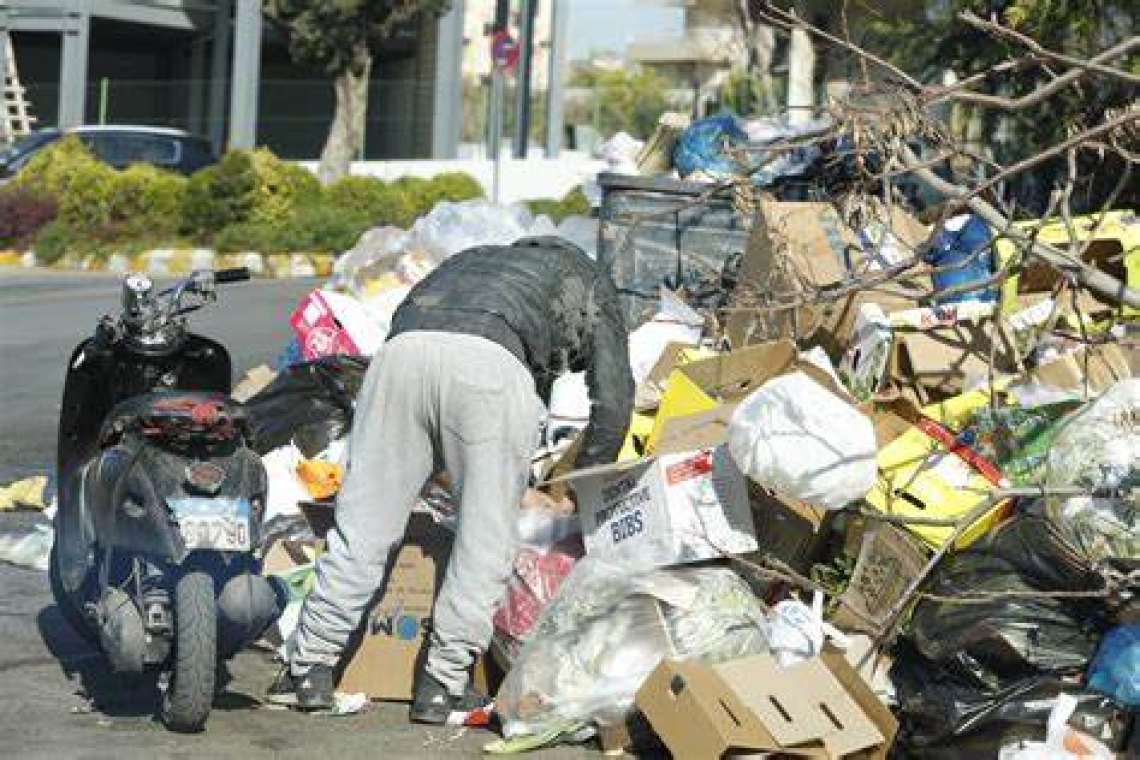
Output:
[169, 498, 251, 551]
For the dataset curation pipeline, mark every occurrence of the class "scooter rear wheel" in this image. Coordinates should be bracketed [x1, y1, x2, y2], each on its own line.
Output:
[161, 571, 216, 733]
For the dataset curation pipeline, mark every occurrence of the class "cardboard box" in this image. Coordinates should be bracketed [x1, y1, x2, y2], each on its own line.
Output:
[267, 503, 493, 702]
[726, 201, 927, 353]
[336, 513, 453, 701]
[743, 482, 833, 575]
[865, 413, 1011, 549]
[888, 308, 1015, 405]
[636, 648, 898, 760]
[1026, 342, 1132, 396]
[832, 523, 930, 633]
[563, 445, 757, 568]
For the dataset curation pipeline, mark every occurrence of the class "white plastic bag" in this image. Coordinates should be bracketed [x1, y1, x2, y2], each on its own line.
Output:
[1045, 378, 1138, 563]
[998, 693, 1114, 759]
[495, 558, 768, 738]
[627, 288, 704, 386]
[728, 371, 878, 510]
[262, 444, 309, 522]
[768, 592, 851, 667]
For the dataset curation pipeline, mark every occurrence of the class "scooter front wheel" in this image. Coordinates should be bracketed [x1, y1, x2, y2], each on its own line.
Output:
[162, 571, 216, 732]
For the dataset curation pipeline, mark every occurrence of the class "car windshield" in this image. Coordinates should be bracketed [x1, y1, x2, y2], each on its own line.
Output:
[0, 132, 58, 165]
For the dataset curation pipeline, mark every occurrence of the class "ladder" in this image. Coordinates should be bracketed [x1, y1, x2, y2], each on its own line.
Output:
[2, 30, 37, 148]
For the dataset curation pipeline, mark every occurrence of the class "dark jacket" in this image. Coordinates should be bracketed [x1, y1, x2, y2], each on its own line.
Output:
[389, 236, 634, 467]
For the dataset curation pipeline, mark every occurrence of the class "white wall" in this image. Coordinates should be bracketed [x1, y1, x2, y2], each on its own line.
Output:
[299, 154, 604, 204]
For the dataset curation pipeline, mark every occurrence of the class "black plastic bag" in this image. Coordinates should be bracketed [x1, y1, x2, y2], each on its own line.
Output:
[909, 550, 1104, 691]
[245, 355, 369, 456]
[889, 642, 1133, 757]
[984, 513, 1105, 593]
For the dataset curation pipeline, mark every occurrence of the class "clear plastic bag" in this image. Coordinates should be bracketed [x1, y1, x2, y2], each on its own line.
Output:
[1045, 379, 1138, 563]
[495, 557, 768, 738]
[405, 200, 535, 265]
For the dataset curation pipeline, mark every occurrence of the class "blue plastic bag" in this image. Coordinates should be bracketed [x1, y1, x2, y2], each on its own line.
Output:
[674, 114, 749, 179]
[924, 213, 998, 303]
[1087, 624, 1140, 706]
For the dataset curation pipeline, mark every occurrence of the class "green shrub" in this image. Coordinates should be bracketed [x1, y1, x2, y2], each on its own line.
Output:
[389, 176, 434, 224]
[248, 147, 321, 226]
[292, 202, 372, 253]
[109, 164, 187, 237]
[181, 152, 255, 235]
[526, 187, 591, 223]
[33, 219, 83, 264]
[323, 175, 417, 228]
[182, 148, 320, 239]
[212, 220, 292, 254]
[13, 136, 117, 232]
[426, 172, 484, 204]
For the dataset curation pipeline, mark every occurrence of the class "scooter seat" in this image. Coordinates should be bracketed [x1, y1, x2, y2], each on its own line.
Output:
[99, 391, 249, 445]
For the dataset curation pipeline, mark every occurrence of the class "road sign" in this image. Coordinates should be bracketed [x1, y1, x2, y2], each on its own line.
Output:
[491, 30, 520, 71]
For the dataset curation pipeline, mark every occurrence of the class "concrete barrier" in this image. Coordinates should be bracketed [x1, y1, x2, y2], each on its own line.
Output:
[0, 249, 334, 278]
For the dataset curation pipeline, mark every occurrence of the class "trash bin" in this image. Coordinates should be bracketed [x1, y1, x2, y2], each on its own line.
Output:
[596, 173, 751, 328]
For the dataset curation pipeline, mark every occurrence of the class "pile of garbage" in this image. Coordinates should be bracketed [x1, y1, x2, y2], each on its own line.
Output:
[228, 166, 1139, 757]
[3, 154, 1132, 754]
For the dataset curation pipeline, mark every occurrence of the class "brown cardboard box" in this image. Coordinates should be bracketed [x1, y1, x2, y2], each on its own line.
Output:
[743, 482, 833, 576]
[832, 523, 930, 634]
[636, 647, 897, 760]
[889, 317, 1015, 404]
[270, 504, 494, 702]
[1026, 342, 1132, 396]
[727, 201, 926, 353]
[335, 513, 453, 701]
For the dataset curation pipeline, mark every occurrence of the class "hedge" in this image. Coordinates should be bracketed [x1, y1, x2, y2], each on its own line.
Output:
[0, 138, 586, 262]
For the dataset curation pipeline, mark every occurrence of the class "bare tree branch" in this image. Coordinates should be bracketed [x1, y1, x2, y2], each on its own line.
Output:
[959, 11, 1140, 85]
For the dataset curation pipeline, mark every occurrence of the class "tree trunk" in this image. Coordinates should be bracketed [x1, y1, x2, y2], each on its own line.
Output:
[317, 46, 373, 185]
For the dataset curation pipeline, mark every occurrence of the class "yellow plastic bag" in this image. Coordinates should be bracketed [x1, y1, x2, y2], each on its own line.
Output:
[296, 460, 344, 501]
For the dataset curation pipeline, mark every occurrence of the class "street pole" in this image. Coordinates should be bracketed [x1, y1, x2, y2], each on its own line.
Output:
[512, 0, 537, 159]
[490, 66, 504, 203]
[544, 0, 567, 157]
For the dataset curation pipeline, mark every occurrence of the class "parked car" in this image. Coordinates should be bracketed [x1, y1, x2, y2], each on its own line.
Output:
[0, 125, 217, 179]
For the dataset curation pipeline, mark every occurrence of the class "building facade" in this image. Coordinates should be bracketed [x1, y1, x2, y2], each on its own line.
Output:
[2, 0, 533, 159]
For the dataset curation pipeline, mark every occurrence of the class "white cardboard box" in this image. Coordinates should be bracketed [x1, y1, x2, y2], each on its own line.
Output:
[568, 445, 757, 569]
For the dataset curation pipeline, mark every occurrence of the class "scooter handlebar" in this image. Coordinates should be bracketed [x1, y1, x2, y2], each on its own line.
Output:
[214, 267, 251, 284]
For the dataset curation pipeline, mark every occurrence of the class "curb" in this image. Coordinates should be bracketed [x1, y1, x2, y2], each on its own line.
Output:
[0, 248, 335, 278]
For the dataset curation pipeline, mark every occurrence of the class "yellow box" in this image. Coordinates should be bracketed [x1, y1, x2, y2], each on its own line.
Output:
[995, 210, 1139, 320]
[865, 415, 1010, 549]
[619, 411, 657, 461]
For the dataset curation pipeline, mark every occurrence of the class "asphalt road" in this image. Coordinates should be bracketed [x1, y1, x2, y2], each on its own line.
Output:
[0, 271, 591, 758]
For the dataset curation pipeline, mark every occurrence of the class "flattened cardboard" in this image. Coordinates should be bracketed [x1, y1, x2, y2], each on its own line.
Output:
[647, 340, 847, 453]
[636, 342, 718, 411]
[636, 647, 897, 760]
[832, 523, 930, 633]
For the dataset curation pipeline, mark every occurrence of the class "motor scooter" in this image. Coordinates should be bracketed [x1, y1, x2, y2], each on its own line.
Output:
[51, 268, 280, 732]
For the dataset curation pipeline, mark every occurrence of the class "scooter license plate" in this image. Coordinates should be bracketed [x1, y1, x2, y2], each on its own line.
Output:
[169, 497, 251, 551]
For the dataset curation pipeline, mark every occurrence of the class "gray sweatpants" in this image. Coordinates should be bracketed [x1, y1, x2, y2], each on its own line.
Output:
[288, 331, 542, 695]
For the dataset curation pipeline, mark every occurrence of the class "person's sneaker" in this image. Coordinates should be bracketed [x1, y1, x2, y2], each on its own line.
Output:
[409, 672, 493, 726]
[265, 664, 335, 711]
